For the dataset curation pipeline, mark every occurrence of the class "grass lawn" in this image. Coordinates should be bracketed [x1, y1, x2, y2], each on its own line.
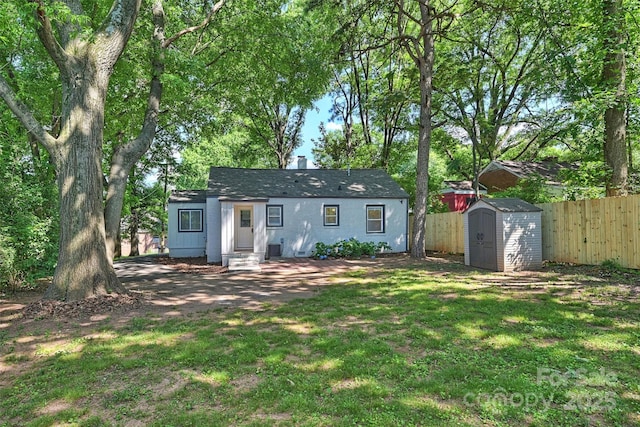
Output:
[1, 260, 639, 426]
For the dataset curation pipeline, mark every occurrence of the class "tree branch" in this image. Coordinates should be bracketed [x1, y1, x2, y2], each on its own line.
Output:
[512, 128, 563, 160]
[56, 0, 85, 48]
[31, 0, 69, 72]
[163, 0, 226, 48]
[0, 72, 58, 156]
[93, 0, 143, 69]
[112, 0, 165, 165]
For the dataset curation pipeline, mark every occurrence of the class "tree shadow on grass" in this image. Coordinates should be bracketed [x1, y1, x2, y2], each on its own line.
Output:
[1, 257, 639, 426]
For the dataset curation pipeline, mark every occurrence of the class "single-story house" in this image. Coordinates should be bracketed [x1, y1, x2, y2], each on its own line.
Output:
[168, 163, 409, 266]
[478, 160, 576, 195]
[440, 180, 487, 212]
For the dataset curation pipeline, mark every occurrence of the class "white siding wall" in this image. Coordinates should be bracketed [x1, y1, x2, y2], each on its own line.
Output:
[500, 212, 543, 271]
[206, 198, 221, 263]
[265, 197, 408, 257]
[496, 211, 506, 272]
[253, 203, 267, 262]
[171, 197, 408, 263]
[167, 202, 206, 257]
[220, 201, 234, 265]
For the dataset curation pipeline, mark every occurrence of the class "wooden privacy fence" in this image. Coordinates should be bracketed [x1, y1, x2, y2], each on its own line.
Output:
[424, 194, 640, 269]
[423, 211, 465, 254]
[538, 195, 640, 269]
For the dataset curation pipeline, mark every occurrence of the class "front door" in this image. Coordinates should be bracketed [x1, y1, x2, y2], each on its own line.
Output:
[235, 206, 253, 250]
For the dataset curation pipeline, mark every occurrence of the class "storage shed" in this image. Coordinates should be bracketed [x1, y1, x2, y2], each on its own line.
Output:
[464, 198, 543, 272]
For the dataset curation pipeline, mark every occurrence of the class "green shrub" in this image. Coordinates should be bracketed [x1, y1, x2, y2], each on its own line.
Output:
[601, 258, 621, 270]
[0, 232, 21, 292]
[601, 258, 627, 273]
[313, 238, 391, 259]
[0, 156, 58, 286]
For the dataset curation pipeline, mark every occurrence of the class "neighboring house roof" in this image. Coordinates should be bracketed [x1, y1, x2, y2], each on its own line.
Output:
[206, 167, 409, 200]
[478, 160, 579, 194]
[471, 197, 543, 213]
[169, 190, 208, 203]
[479, 160, 575, 186]
[441, 180, 487, 194]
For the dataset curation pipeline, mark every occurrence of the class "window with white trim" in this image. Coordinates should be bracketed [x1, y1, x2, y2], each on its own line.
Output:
[178, 209, 203, 232]
[324, 205, 339, 226]
[366, 205, 385, 233]
[266, 205, 283, 227]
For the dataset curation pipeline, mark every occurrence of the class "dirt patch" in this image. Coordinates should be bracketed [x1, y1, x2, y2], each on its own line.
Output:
[1, 255, 401, 332]
[21, 293, 145, 319]
[156, 255, 229, 274]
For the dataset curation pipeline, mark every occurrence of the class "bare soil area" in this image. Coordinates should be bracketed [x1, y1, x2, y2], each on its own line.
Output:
[2, 254, 423, 330]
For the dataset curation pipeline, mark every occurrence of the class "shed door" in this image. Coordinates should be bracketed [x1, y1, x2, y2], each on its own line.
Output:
[468, 208, 497, 271]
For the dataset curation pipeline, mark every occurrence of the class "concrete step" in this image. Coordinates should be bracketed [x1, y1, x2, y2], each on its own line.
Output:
[228, 254, 261, 272]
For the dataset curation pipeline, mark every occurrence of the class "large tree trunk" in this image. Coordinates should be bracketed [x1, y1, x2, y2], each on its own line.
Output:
[604, 106, 628, 196]
[44, 62, 127, 300]
[104, 0, 165, 260]
[408, 1, 434, 259]
[35, 0, 141, 300]
[602, 0, 628, 197]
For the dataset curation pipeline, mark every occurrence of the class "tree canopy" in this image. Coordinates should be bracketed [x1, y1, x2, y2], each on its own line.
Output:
[1, 0, 639, 295]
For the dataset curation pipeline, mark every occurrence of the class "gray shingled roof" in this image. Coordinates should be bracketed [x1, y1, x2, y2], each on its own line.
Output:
[207, 167, 409, 200]
[442, 180, 487, 192]
[475, 198, 543, 212]
[168, 190, 208, 203]
[480, 160, 576, 185]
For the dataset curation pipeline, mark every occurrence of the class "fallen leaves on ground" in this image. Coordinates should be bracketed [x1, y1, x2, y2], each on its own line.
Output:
[21, 293, 145, 320]
[157, 256, 228, 274]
